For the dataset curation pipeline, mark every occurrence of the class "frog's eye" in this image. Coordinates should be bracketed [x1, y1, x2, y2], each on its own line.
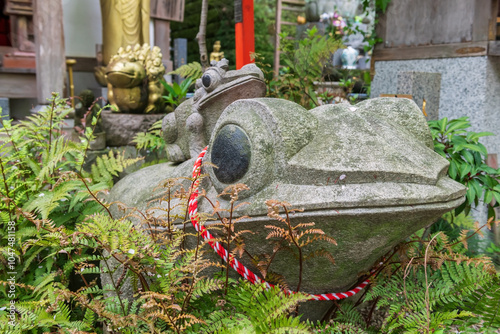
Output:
[207, 100, 276, 199]
[211, 125, 251, 184]
[201, 69, 221, 92]
[201, 74, 211, 88]
[207, 99, 314, 199]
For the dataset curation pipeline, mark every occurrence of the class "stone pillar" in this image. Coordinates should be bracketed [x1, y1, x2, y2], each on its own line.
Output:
[154, 20, 173, 73]
[0, 98, 9, 127]
[397, 72, 441, 121]
[33, 0, 66, 106]
[173, 38, 187, 84]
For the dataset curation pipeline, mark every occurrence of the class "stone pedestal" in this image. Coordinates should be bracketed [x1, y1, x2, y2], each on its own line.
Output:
[397, 72, 441, 121]
[101, 110, 165, 147]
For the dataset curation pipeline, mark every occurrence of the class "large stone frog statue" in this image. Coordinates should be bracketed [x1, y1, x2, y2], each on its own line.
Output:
[105, 43, 165, 113]
[107, 63, 465, 319]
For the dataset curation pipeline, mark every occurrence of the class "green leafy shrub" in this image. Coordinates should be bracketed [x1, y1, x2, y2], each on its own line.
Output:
[321, 221, 500, 333]
[0, 168, 319, 333]
[131, 119, 167, 165]
[0, 94, 141, 332]
[428, 117, 500, 218]
[161, 77, 194, 108]
[194, 280, 312, 333]
[364, 225, 500, 333]
[267, 26, 342, 109]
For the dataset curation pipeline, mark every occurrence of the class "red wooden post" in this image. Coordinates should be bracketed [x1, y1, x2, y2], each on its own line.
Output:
[242, 0, 255, 66]
[235, 0, 243, 69]
[234, 0, 254, 69]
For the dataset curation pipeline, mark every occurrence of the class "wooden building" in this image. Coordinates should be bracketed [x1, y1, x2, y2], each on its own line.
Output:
[370, 0, 500, 225]
[373, 0, 500, 63]
[0, 0, 184, 118]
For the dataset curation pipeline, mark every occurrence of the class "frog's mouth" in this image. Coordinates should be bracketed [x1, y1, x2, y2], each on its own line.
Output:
[106, 70, 144, 88]
[197, 74, 266, 110]
[205, 176, 466, 221]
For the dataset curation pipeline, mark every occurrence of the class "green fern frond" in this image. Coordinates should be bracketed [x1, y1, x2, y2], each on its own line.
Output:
[0, 210, 11, 223]
[24, 180, 81, 219]
[32, 272, 57, 296]
[88, 150, 143, 187]
[38, 136, 81, 183]
[68, 181, 108, 212]
[197, 310, 235, 333]
[132, 119, 165, 152]
[191, 278, 224, 300]
[79, 284, 103, 296]
[316, 320, 371, 334]
[168, 62, 203, 80]
[463, 275, 500, 329]
[225, 281, 311, 334]
[332, 302, 365, 328]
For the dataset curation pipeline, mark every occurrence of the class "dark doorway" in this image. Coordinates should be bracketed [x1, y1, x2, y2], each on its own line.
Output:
[0, 0, 12, 46]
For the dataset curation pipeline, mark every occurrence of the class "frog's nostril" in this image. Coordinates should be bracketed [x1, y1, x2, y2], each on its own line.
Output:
[202, 74, 211, 88]
[211, 124, 251, 184]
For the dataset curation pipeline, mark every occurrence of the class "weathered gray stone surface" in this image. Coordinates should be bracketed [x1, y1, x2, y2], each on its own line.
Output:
[107, 94, 466, 320]
[101, 110, 164, 146]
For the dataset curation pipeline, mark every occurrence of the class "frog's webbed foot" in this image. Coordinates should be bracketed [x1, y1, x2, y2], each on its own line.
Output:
[165, 144, 185, 162]
[107, 83, 121, 113]
[145, 80, 165, 114]
[144, 104, 156, 114]
[186, 112, 205, 159]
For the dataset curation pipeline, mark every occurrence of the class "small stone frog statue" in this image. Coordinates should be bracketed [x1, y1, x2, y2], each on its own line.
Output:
[162, 59, 266, 163]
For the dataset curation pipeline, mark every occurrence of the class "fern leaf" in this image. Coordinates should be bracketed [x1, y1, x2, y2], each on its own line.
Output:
[168, 62, 203, 80]
[464, 276, 500, 329]
[87, 150, 142, 187]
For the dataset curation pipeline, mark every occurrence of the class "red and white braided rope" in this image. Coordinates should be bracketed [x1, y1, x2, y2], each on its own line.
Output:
[188, 146, 370, 301]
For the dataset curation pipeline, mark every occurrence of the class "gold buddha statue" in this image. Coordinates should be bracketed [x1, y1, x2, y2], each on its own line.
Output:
[210, 41, 224, 63]
[100, 0, 150, 65]
[95, 0, 150, 86]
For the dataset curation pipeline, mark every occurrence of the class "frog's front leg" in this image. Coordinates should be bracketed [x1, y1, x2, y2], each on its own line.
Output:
[163, 112, 185, 163]
[144, 80, 164, 113]
[186, 112, 205, 159]
[107, 82, 120, 112]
